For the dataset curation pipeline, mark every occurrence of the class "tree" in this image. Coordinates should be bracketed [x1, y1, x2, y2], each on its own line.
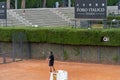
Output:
[21, 0, 26, 9]
[7, 0, 10, 9]
[107, 0, 118, 6]
[43, 0, 46, 8]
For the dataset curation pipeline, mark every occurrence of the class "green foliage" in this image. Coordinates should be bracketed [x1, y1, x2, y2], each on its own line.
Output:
[26, 0, 42, 8]
[25, 28, 48, 42]
[93, 15, 120, 25]
[107, 15, 120, 20]
[0, 0, 118, 8]
[1, 27, 120, 46]
[46, 0, 62, 8]
[0, 0, 5, 2]
[107, 0, 118, 6]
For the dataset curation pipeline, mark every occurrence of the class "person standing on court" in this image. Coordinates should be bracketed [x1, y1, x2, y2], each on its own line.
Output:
[48, 51, 55, 72]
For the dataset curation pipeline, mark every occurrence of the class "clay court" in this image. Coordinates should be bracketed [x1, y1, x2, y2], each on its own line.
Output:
[0, 60, 120, 80]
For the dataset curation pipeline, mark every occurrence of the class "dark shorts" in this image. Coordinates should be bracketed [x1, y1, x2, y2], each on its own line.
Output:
[49, 61, 54, 66]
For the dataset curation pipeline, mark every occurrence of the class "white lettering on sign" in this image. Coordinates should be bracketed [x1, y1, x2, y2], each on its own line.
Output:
[80, 3, 105, 7]
[77, 8, 105, 12]
[89, 8, 105, 12]
[75, 0, 106, 19]
[77, 8, 88, 12]
[83, 3, 85, 7]
[2, 5, 4, 8]
[95, 3, 98, 6]
[89, 3, 92, 6]
[102, 3, 105, 6]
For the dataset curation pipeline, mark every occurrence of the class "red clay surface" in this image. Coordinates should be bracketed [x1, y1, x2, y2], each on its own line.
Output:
[0, 59, 120, 80]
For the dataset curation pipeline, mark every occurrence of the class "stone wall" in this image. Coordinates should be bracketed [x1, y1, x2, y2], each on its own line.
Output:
[0, 42, 120, 64]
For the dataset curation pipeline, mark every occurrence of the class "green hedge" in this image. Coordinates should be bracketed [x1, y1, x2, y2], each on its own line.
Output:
[90, 14, 120, 24]
[0, 27, 120, 46]
[107, 15, 120, 20]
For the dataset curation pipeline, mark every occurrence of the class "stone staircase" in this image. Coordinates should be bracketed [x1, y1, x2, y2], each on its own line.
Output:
[51, 7, 75, 26]
[14, 8, 69, 27]
[4, 8, 75, 27]
[7, 10, 32, 26]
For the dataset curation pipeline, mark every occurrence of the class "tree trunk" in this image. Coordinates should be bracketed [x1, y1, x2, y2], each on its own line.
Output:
[21, 0, 26, 9]
[7, 0, 10, 9]
[43, 0, 46, 8]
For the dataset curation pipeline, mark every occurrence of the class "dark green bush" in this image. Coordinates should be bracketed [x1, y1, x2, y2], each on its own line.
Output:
[0, 27, 120, 46]
[91, 15, 120, 25]
[107, 15, 120, 20]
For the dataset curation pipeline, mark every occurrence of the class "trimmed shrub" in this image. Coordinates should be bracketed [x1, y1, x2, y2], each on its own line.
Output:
[0, 27, 120, 46]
